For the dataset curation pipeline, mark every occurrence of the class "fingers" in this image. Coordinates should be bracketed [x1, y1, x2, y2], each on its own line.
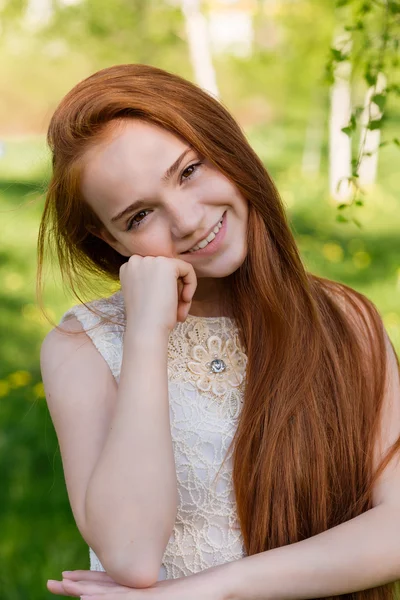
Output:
[47, 579, 71, 597]
[175, 260, 197, 304]
[47, 576, 120, 598]
[60, 578, 129, 597]
[80, 595, 135, 600]
[62, 571, 115, 583]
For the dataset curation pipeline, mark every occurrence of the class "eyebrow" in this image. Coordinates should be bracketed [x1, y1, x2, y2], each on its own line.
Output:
[110, 146, 193, 224]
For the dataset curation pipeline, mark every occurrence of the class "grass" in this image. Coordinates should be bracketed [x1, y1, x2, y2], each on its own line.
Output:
[0, 131, 399, 599]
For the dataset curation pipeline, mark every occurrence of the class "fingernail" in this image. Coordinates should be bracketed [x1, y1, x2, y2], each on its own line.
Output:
[62, 571, 72, 575]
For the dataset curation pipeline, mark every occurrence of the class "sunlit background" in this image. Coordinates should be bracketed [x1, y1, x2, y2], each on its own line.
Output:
[0, 0, 399, 598]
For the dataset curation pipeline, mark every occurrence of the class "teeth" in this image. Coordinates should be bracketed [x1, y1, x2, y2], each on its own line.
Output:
[189, 216, 224, 252]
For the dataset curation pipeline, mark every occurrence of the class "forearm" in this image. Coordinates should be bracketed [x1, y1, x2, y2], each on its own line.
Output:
[84, 327, 177, 585]
[223, 504, 400, 600]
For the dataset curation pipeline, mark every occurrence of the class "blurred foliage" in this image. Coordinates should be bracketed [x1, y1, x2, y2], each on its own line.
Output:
[0, 0, 190, 134]
[0, 1, 399, 599]
[0, 0, 341, 133]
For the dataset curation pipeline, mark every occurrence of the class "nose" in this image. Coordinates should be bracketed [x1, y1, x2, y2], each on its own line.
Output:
[168, 206, 205, 244]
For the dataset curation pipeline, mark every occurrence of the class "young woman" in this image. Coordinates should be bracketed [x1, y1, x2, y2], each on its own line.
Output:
[39, 64, 400, 600]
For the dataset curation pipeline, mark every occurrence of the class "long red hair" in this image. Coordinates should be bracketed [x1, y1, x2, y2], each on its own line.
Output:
[37, 64, 400, 599]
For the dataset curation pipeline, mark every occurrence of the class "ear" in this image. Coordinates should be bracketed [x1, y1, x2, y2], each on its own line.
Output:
[86, 224, 131, 257]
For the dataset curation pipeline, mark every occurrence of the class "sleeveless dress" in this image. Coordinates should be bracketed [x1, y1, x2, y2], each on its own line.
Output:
[59, 290, 248, 580]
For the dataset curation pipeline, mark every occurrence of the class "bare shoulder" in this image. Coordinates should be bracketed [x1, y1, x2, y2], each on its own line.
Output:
[40, 315, 91, 369]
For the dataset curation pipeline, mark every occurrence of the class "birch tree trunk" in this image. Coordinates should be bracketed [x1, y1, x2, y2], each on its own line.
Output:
[24, 0, 53, 30]
[358, 72, 386, 186]
[181, 0, 219, 99]
[302, 89, 324, 177]
[207, 2, 254, 58]
[329, 30, 352, 202]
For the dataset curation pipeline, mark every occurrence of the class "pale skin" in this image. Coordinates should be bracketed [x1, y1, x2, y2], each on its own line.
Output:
[80, 118, 249, 318]
[44, 119, 400, 599]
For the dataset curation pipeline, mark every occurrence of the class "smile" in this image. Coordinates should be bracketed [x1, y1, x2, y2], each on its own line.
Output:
[182, 211, 227, 257]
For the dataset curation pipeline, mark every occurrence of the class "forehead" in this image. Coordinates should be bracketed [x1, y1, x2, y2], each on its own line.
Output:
[84, 119, 187, 169]
[81, 119, 190, 202]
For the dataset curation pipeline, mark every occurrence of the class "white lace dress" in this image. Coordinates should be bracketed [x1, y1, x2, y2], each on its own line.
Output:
[59, 290, 248, 580]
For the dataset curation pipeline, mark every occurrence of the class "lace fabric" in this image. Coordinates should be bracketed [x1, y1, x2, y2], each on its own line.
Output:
[59, 291, 248, 579]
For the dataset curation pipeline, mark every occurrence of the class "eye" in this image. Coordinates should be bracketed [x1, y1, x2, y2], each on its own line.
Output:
[125, 161, 203, 232]
[180, 161, 203, 182]
[126, 210, 150, 232]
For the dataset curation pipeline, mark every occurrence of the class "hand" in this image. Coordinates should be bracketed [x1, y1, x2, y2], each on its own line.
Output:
[120, 255, 197, 335]
[47, 565, 228, 599]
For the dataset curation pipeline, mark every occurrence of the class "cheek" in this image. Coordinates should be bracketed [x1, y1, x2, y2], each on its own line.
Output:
[209, 176, 244, 209]
[207, 177, 236, 197]
[129, 233, 169, 257]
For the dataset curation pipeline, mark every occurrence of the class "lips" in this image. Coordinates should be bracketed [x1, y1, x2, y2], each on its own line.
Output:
[181, 214, 224, 254]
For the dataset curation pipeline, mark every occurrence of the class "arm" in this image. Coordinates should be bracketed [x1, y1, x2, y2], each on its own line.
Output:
[84, 323, 177, 586]
[221, 328, 400, 600]
[41, 318, 177, 589]
[222, 503, 400, 600]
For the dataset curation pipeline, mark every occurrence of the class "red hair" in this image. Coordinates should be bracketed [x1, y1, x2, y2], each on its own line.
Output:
[37, 64, 400, 599]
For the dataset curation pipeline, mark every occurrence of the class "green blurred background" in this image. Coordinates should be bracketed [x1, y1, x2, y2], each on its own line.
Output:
[0, 0, 399, 598]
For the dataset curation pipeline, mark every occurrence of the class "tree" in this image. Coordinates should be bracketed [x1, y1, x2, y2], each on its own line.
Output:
[181, 0, 219, 97]
[326, 0, 400, 226]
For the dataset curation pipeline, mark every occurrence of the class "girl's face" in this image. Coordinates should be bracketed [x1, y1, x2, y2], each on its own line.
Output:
[81, 119, 249, 304]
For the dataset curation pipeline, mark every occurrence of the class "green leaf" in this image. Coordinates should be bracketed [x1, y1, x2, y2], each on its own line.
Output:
[341, 126, 352, 136]
[364, 64, 377, 87]
[336, 214, 349, 223]
[338, 203, 349, 210]
[365, 73, 377, 87]
[344, 21, 364, 32]
[379, 141, 389, 148]
[371, 93, 386, 111]
[352, 218, 362, 229]
[355, 200, 364, 206]
[331, 48, 348, 62]
[325, 62, 335, 85]
[388, 1, 400, 14]
[393, 138, 400, 147]
[359, 1, 372, 14]
[387, 84, 400, 95]
[368, 118, 383, 131]
[336, 0, 351, 6]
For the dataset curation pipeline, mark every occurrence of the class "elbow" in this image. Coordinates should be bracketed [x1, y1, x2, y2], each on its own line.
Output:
[111, 566, 158, 589]
[108, 566, 159, 589]
[97, 547, 161, 588]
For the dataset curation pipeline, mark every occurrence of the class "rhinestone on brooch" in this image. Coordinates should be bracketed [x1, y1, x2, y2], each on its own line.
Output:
[208, 357, 226, 374]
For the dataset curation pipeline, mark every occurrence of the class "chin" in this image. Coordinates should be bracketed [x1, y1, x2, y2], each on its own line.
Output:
[195, 246, 248, 278]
